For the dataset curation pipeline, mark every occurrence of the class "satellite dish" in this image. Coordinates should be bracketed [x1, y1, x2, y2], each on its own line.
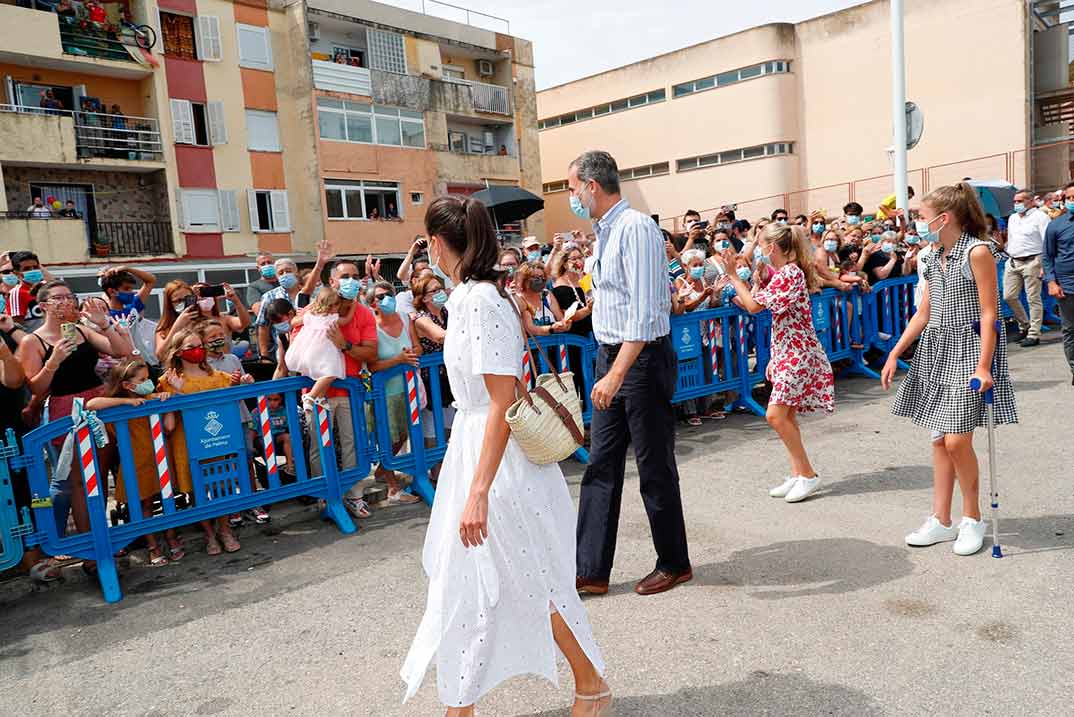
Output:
[906, 101, 924, 150]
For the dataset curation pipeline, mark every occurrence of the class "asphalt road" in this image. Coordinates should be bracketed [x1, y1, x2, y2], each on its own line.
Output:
[1, 339, 1072, 717]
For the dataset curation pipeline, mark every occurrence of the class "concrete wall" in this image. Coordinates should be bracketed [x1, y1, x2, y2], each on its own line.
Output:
[536, 0, 1030, 232]
[434, 151, 520, 185]
[0, 112, 77, 164]
[0, 217, 90, 263]
[307, 0, 500, 51]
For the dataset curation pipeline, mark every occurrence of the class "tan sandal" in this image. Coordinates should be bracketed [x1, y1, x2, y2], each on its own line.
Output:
[205, 536, 222, 556]
[574, 687, 613, 716]
[219, 531, 241, 553]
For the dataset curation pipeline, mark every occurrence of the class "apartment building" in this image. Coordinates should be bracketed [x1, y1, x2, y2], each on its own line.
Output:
[289, 0, 541, 254]
[537, 0, 1066, 234]
[0, 0, 539, 296]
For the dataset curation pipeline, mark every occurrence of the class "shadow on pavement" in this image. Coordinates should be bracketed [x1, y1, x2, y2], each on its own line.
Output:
[689, 538, 914, 599]
[521, 671, 884, 717]
[990, 513, 1074, 556]
[815, 465, 933, 498]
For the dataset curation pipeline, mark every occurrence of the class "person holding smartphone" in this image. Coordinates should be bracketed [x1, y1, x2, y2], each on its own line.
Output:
[154, 280, 249, 357]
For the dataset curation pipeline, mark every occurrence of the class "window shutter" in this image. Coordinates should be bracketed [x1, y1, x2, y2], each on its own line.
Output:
[170, 99, 194, 145]
[153, 9, 164, 55]
[237, 24, 272, 70]
[248, 190, 262, 232]
[270, 190, 290, 232]
[207, 101, 227, 145]
[195, 16, 222, 61]
[245, 110, 279, 151]
[176, 191, 187, 230]
[218, 190, 240, 232]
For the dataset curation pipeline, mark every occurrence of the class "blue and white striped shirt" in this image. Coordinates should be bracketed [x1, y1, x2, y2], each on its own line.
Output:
[590, 198, 671, 344]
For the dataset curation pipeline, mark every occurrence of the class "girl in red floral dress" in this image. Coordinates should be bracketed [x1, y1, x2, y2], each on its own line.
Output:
[716, 223, 834, 503]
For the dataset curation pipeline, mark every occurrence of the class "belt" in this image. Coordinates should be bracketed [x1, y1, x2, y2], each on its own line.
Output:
[1011, 254, 1039, 261]
[600, 336, 667, 359]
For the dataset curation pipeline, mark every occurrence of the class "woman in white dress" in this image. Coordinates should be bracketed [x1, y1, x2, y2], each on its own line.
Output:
[402, 196, 611, 716]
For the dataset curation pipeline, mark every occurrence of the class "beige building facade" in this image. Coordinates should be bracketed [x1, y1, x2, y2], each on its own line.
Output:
[538, 0, 1056, 234]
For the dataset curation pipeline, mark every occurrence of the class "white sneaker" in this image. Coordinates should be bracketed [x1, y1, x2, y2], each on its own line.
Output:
[905, 516, 958, 547]
[784, 476, 820, 503]
[953, 516, 988, 556]
[769, 476, 797, 498]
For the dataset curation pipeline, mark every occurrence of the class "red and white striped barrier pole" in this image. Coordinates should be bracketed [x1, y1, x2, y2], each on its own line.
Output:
[522, 351, 533, 388]
[405, 369, 420, 426]
[901, 284, 910, 324]
[708, 320, 719, 378]
[739, 316, 748, 355]
[257, 395, 277, 481]
[834, 297, 843, 346]
[77, 424, 99, 498]
[559, 344, 568, 373]
[316, 401, 332, 448]
[148, 413, 173, 500]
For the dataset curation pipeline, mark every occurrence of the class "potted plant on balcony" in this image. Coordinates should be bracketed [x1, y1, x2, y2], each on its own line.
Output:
[92, 232, 113, 258]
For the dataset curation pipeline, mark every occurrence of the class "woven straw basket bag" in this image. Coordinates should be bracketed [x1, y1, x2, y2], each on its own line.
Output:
[503, 297, 585, 464]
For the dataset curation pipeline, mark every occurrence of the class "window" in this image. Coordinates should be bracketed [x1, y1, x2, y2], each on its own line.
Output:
[246, 110, 280, 152]
[332, 46, 366, 67]
[542, 180, 569, 193]
[618, 161, 670, 183]
[178, 189, 221, 232]
[316, 98, 424, 148]
[170, 100, 224, 146]
[449, 130, 467, 153]
[537, 88, 665, 131]
[368, 29, 406, 74]
[443, 66, 466, 81]
[676, 142, 793, 173]
[161, 12, 196, 60]
[237, 23, 273, 71]
[195, 16, 222, 62]
[247, 190, 291, 232]
[324, 180, 401, 220]
[410, 192, 423, 204]
[672, 59, 792, 99]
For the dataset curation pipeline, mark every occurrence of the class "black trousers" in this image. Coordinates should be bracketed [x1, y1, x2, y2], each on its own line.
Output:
[576, 336, 691, 580]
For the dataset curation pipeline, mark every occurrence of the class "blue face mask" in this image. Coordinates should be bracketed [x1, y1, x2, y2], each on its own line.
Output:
[812, 223, 825, 234]
[823, 239, 838, 252]
[905, 235, 921, 245]
[569, 186, 591, 219]
[260, 265, 277, 279]
[338, 277, 361, 300]
[870, 234, 883, 244]
[22, 269, 43, 284]
[1013, 202, 1025, 214]
[881, 243, 895, 254]
[736, 267, 752, 282]
[527, 251, 541, 263]
[753, 246, 771, 265]
[431, 290, 448, 308]
[132, 378, 155, 396]
[273, 320, 291, 334]
[914, 218, 943, 244]
[2, 274, 18, 287]
[846, 215, 861, 226]
[1065, 200, 1074, 214]
[689, 266, 704, 280]
[377, 295, 397, 314]
[278, 273, 298, 290]
[116, 290, 136, 304]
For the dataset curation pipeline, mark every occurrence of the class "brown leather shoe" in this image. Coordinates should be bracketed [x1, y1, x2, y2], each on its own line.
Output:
[634, 568, 692, 595]
[576, 576, 609, 595]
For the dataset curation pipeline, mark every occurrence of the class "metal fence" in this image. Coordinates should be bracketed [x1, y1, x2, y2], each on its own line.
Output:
[471, 81, 511, 116]
[94, 222, 174, 256]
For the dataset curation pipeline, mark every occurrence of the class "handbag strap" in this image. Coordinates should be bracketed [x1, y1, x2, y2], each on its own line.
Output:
[532, 384, 585, 446]
[504, 288, 570, 395]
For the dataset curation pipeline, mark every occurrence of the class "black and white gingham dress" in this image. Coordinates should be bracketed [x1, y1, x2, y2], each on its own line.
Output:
[892, 233, 1018, 433]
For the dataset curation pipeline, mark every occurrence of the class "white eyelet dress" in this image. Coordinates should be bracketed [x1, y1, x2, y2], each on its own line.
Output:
[401, 280, 605, 708]
[891, 233, 1018, 432]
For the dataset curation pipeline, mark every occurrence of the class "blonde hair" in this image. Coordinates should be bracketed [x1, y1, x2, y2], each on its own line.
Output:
[164, 328, 208, 374]
[921, 182, 987, 239]
[309, 287, 341, 315]
[762, 222, 819, 292]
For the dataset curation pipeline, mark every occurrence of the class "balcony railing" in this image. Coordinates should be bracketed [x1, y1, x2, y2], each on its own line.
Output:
[0, 104, 163, 161]
[312, 59, 372, 96]
[470, 81, 511, 115]
[94, 222, 174, 256]
[57, 14, 141, 62]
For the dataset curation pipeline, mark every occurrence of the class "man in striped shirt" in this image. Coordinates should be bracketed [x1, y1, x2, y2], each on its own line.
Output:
[570, 150, 692, 597]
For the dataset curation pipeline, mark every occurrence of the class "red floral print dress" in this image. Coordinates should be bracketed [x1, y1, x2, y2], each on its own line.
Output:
[753, 263, 835, 414]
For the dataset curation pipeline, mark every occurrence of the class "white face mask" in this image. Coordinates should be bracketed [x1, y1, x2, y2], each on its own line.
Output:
[428, 236, 455, 290]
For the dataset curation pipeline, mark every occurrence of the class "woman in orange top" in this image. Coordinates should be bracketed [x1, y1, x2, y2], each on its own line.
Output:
[156, 328, 239, 556]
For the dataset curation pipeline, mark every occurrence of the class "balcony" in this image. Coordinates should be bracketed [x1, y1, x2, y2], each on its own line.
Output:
[0, 105, 163, 166]
[0, 214, 89, 264]
[0, 3, 153, 79]
[312, 59, 372, 96]
[94, 221, 174, 257]
[430, 79, 512, 117]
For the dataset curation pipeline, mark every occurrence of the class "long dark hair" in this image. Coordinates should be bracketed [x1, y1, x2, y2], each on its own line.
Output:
[424, 195, 503, 285]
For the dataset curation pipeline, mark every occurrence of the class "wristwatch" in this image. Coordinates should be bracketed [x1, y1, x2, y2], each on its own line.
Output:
[343, 340, 354, 353]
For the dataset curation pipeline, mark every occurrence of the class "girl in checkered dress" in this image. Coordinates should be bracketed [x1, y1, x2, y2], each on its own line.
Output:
[882, 183, 1017, 557]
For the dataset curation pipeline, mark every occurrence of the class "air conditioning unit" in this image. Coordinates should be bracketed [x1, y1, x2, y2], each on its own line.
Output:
[477, 59, 494, 77]
[307, 22, 320, 41]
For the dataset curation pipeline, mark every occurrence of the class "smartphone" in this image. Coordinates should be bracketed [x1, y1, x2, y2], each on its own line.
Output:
[199, 284, 226, 298]
[182, 294, 197, 309]
[61, 322, 78, 344]
[693, 220, 710, 231]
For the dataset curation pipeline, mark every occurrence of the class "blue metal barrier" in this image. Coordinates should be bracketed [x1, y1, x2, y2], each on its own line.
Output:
[0, 430, 31, 573]
[866, 276, 918, 370]
[811, 288, 881, 379]
[368, 363, 437, 507]
[18, 376, 358, 602]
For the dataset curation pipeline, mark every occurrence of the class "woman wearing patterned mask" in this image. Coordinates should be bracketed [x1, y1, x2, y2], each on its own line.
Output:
[513, 262, 569, 338]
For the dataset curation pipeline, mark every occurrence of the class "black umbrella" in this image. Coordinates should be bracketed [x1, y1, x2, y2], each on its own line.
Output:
[470, 186, 545, 224]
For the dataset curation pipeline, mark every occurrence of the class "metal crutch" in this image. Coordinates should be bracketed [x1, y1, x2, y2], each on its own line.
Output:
[969, 319, 1003, 559]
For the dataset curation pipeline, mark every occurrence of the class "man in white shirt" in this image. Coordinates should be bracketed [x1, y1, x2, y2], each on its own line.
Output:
[27, 197, 52, 218]
[1005, 189, 1051, 347]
